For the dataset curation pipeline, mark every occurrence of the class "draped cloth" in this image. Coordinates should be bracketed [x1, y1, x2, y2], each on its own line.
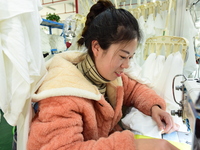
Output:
[181, 10, 198, 77]
[0, 0, 47, 149]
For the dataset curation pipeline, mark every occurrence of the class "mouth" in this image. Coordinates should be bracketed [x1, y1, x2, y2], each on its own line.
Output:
[115, 71, 122, 77]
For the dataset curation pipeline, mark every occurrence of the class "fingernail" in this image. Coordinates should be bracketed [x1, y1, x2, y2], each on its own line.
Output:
[161, 129, 165, 134]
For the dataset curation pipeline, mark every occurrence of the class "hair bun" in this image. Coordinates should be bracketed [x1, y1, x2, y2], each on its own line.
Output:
[97, 0, 114, 9]
[78, 0, 114, 47]
[86, 0, 114, 25]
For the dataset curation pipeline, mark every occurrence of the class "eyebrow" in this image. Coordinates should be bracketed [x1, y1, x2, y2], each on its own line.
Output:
[120, 49, 130, 55]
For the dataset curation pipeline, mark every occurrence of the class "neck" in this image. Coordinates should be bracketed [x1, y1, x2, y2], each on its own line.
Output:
[77, 54, 110, 95]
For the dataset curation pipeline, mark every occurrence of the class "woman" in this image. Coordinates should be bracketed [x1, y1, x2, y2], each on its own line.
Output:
[27, 0, 179, 149]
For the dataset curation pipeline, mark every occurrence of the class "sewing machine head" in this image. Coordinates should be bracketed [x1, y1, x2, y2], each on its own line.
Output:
[183, 79, 200, 150]
[171, 76, 200, 150]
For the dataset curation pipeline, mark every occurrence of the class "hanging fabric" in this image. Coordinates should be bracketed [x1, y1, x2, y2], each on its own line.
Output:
[0, 0, 47, 149]
[163, 0, 173, 36]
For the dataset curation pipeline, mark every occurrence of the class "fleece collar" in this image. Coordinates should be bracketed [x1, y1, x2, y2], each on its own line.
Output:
[32, 51, 123, 102]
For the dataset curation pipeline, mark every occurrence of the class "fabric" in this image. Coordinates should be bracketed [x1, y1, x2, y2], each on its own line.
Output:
[0, 0, 47, 149]
[124, 57, 151, 87]
[121, 107, 162, 138]
[49, 34, 66, 52]
[77, 54, 110, 95]
[169, 9, 176, 36]
[134, 15, 146, 66]
[161, 10, 167, 33]
[139, 53, 157, 86]
[27, 51, 166, 150]
[154, 13, 165, 36]
[181, 10, 198, 77]
[40, 28, 51, 53]
[0, 0, 35, 20]
[145, 14, 155, 39]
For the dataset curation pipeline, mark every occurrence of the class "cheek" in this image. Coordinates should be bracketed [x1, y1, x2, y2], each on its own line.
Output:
[111, 58, 123, 68]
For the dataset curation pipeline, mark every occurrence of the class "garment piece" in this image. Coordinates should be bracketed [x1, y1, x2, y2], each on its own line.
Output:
[145, 14, 155, 39]
[169, 9, 176, 36]
[161, 10, 167, 32]
[40, 29, 51, 53]
[140, 53, 157, 86]
[154, 13, 165, 36]
[0, 0, 34, 20]
[124, 57, 152, 87]
[49, 34, 66, 52]
[0, 2, 46, 120]
[0, 0, 47, 150]
[122, 107, 162, 138]
[28, 51, 166, 150]
[135, 15, 146, 66]
[77, 54, 110, 95]
[181, 10, 198, 77]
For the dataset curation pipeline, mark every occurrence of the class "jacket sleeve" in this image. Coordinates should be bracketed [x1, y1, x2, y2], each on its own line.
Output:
[121, 74, 166, 116]
[27, 96, 136, 150]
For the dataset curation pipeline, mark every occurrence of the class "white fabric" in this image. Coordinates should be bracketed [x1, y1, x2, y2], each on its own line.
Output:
[138, 16, 146, 40]
[124, 57, 151, 86]
[134, 15, 146, 66]
[49, 34, 66, 52]
[145, 14, 155, 39]
[161, 10, 168, 31]
[181, 10, 198, 77]
[154, 13, 165, 36]
[169, 9, 176, 36]
[40, 28, 51, 53]
[122, 107, 162, 138]
[123, 52, 187, 138]
[139, 53, 157, 86]
[0, 0, 34, 20]
[0, 0, 47, 149]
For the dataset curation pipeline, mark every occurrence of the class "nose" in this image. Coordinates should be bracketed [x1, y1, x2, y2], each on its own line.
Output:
[121, 58, 130, 69]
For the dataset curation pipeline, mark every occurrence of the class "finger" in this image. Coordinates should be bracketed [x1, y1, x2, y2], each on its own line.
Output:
[165, 123, 180, 134]
[154, 116, 166, 131]
[162, 115, 173, 133]
[175, 123, 180, 130]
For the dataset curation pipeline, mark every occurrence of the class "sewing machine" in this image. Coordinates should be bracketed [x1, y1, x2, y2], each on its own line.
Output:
[171, 75, 200, 150]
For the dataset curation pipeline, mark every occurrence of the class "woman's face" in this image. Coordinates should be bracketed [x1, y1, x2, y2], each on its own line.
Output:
[93, 39, 138, 81]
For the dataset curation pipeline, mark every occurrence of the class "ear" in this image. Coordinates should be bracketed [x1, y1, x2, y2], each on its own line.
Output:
[91, 40, 101, 57]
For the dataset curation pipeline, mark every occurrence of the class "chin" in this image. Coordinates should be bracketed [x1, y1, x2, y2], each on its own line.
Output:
[110, 76, 118, 81]
[103, 74, 118, 81]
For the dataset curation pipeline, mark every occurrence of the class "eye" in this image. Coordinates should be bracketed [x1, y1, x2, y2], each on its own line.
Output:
[129, 56, 134, 60]
[120, 56, 126, 59]
[129, 53, 135, 59]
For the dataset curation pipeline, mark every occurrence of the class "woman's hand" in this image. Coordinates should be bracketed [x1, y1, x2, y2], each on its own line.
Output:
[135, 139, 180, 150]
[151, 105, 180, 134]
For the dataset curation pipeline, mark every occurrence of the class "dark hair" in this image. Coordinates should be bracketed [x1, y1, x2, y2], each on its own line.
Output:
[77, 0, 141, 59]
